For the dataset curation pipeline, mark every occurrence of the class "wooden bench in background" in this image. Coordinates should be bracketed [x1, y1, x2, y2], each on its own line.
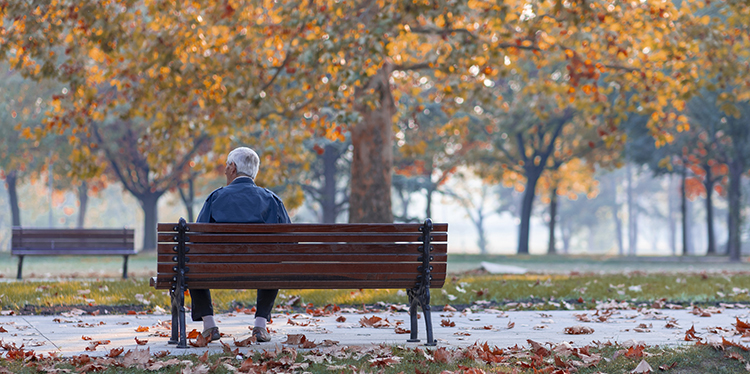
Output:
[152, 218, 448, 347]
[11, 228, 136, 279]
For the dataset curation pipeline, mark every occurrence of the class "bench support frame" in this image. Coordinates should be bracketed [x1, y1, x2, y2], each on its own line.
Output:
[407, 219, 436, 345]
[166, 217, 439, 347]
[169, 218, 190, 348]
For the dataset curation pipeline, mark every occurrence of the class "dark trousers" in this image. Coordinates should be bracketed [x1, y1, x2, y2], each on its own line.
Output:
[190, 289, 278, 322]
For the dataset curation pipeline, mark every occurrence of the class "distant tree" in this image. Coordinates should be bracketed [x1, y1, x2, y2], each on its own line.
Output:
[301, 138, 351, 223]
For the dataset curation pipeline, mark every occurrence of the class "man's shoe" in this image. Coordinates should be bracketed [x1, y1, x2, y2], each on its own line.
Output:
[252, 326, 271, 342]
[202, 326, 220, 341]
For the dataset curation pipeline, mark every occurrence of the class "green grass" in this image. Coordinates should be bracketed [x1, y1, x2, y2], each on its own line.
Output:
[2, 272, 750, 313]
[1, 342, 749, 373]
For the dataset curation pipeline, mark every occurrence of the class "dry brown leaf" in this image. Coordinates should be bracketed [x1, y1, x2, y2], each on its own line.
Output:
[283, 334, 307, 345]
[81, 336, 92, 341]
[238, 357, 255, 372]
[685, 325, 701, 341]
[433, 347, 454, 363]
[135, 326, 149, 332]
[625, 345, 646, 358]
[631, 359, 652, 373]
[186, 329, 200, 339]
[441, 319, 455, 327]
[507, 321, 515, 329]
[134, 337, 148, 345]
[198, 350, 209, 363]
[336, 316, 346, 323]
[658, 362, 677, 370]
[121, 348, 151, 367]
[107, 347, 124, 358]
[736, 318, 750, 333]
[564, 326, 594, 335]
[189, 333, 209, 347]
[320, 339, 339, 347]
[301, 340, 318, 349]
[234, 336, 257, 347]
[394, 327, 410, 334]
[443, 305, 457, 312]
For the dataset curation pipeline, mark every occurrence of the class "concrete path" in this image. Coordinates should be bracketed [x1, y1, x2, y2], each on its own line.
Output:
[1, 306, 749, 356]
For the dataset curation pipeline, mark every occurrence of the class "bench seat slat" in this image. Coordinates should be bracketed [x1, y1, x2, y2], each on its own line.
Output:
[157, 253, 448, 263]
[157, 232, 447, 243]
[157, 243, 447, 255]
[154, 279, 445, 290]
[157, 223, 448, 233]
[157, 262, 446, 274]
[13, 249, 136, 256]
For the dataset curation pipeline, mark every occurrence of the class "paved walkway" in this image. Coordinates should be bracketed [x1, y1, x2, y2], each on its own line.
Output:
[2, 305, 750, 356]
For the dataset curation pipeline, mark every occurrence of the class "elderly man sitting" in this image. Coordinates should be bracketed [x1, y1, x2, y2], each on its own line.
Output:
[189, 146, 291, 342]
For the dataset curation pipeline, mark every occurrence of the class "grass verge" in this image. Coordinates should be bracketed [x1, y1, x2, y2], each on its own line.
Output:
[2, 271, 750, 314]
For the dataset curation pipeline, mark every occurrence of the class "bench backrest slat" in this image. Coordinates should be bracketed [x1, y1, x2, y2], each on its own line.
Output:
[157, 242, 447, 255]
[157, 222, 448, 233]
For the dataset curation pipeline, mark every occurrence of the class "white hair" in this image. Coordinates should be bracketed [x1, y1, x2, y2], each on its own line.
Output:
[227, 147, 260, 179]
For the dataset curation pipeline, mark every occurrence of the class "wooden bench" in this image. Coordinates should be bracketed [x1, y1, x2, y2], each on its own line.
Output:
[152, 218, 448, 347]
[11, 227, 136, 279]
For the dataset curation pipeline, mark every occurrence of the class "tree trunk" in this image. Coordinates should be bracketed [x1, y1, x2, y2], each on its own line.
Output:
[138, 192, 162, 251]
[6, 170, 21, 227]
[547, 183, 558, 255]
[321, 144, 339, 223]
[178, 178, 195, 223]
[681, 167, 689, 256]
[561, 219, 571, 254]
[626, 163, 636, 255]
[476, 208, 487, 255]
[77, 182, 88, 228]
[727, 159, 743, 262]
[668, 174, 677, 255]
[349, 64, 394, 223]
[609, 176, 624, 256]
[517, 168, 541, 255]
[425, 185, 434, 220]
[703, 164, 716, 255]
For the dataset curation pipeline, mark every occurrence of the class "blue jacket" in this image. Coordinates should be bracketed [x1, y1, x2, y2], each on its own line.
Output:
[196, 177, 291, 224]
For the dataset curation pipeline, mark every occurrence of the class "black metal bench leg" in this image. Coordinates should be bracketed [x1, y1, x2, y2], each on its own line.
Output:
[422, 300, 436, 346]
[176, 287, 188, 348]
[407, 290, 420, 342]
[168, 290, 179, 345]
[122, 255, 129, 279]
[16, 256, 24, 280]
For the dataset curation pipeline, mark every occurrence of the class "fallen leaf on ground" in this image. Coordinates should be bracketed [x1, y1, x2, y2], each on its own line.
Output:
[564, 326, 594, 335]
[507, 321, 515, 329]
[685, 325, 701, 341]
[188, 333, 209, 347]
[336, 316, 346, 322]
[394, 327, 410, 334]
[369, 356, 401, 367]
[234, 336, 257, 347]
[441, 319, 455, 327]
[186, 329, 200, 339]
[135, 326, 149, 332]
[659, 362, 677, 370]
[284, 334, 307, 345]
[443, 305, 457, 312]
[107, 347, 124, 358]
[134, 337, 148, 345]
[631, 359, 652, 373]
[81, 336, 92, 341]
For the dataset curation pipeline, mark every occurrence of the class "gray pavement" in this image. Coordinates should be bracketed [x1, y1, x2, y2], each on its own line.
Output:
[2, 305, 750, 356]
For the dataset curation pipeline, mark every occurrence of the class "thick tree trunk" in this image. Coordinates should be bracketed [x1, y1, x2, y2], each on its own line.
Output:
[517, 168, 541, 255]
[6, 170, 21, 227]
[703, 164, 716, 255]
[349, 64, 394, 223]
[547, 184, 558, 255]
[178, 178, 195, 223]
[77, 182, 88, 228]
[138, 192, 162, 251]
[727, 159, 743, 262]
[681, 167, 689, 256]
[321, 144, 339, 223]
[609, 177, 624, 256]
